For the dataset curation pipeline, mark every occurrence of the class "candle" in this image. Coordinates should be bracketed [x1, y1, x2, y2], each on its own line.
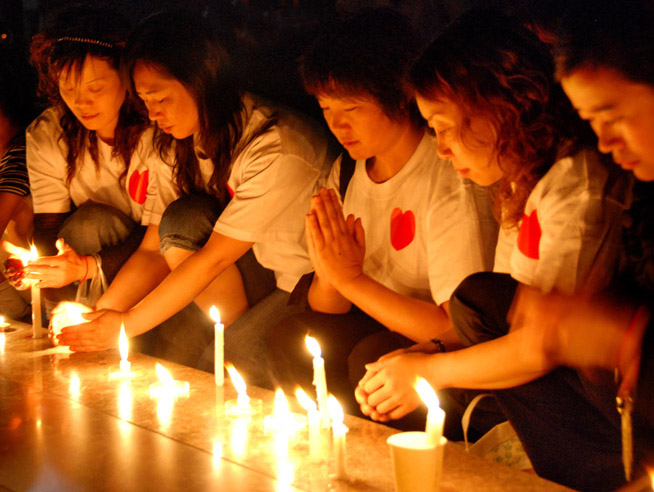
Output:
[209, 306, 224, 386]
[149, 363, 190, 399]
[296, 387, 321, 461]
[305, 335, 330, 428]
[225, 364, 262, 417]
[415, 378, 445, 447]
[327, 394, 347, 479]
[0, 315, 9, 331]
[109, 323, 134, 379]
[264, 388, 307, 433]
[28, 245, 42, 338]
[0, 332, 5, 355]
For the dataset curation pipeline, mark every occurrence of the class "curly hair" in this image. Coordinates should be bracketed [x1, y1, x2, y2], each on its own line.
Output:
[410, 9, 591, 228]
[29, 6, 148, 186]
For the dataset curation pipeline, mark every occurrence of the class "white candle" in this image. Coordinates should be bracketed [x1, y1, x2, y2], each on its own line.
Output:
[0, 315, 8, 330]
[224, 364, 262, 417]
[29, 245, 42, 338]
[415, 378, 445, 447]
[327, 394, 347, 479]
[210, 306, 224, 386]
[149, 363, 190, 398]
[118, 323, 131, 374]
[0, 332, 5, 355]
[305, 335, 330, 428]
[296, 387, 321, 461]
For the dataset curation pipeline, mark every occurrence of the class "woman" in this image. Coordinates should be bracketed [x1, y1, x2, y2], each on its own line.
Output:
[58, 10, 334, 387]
[356, 7, 626, 453]
[267, 9, 496, 424]
[19, 6, 156, 310]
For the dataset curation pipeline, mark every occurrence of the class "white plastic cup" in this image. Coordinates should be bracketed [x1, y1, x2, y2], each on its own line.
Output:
[387, 431, 446, 492]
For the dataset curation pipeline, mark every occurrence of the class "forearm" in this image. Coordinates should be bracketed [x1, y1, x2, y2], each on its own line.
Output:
[424, 330, 552, 390]
[308, 274, 352, 313]
[124, 246, 232, 336]
[96, 247, 170, 312]
[339, 274, 450, 342]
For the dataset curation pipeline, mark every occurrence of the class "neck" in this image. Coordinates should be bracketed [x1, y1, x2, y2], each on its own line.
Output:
[367, 123, 423, 183]
[96, 115, 119, 146]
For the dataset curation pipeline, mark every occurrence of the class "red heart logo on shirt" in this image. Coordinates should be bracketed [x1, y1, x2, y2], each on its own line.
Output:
[517, 209, 541, 259]
[390, 208, 416, 251]
[128, 169, 149, 205]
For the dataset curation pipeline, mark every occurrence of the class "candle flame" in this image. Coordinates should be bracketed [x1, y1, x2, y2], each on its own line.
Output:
[327, 394, 344, 424]
[209, 305, 221, 324]
[226, 364, 248, 398]
[295, 388, 317, 413]
[305, 335, 322, 358]
[273, 388, 290, 419]
[118, 323, 128, 361]
[415, 377, 440, 411]
[155, 363, 174, 385]
[29, 244, 38, 261]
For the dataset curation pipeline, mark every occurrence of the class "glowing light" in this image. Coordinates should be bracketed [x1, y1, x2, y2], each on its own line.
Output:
[327, 395, 348, 478]
[50, 302, 92, 347]
[226, 364, 249, 408]
[70, 373, 81, 398]
[149, 363, 190, 398]
[210, 305, 224, 387]
[0, 333, 5, 354]
[415, 377, 445, 447]
[415, 378, 439, 410]
[305, 335, 321, 358]
[209, 306, 220, 324]
[118, 382, 132, 421]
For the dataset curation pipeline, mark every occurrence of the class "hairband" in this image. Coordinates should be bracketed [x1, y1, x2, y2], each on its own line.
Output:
[57, 36, 115, 49]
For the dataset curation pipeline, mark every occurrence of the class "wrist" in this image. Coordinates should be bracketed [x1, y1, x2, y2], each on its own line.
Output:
[80, 255, 90, 282]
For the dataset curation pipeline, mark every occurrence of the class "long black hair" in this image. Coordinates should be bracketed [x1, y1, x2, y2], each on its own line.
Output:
[122, 10, 246, 202]
[30, 6, 148, 185]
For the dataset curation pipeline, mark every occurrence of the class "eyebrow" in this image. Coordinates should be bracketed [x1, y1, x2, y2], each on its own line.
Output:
[581, 103, 616, 114]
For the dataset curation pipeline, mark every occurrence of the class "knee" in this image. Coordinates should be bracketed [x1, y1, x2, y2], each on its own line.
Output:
[347, 331, 412, 387]
[159, 194, 223, 254]
[59, 203, 134, 255]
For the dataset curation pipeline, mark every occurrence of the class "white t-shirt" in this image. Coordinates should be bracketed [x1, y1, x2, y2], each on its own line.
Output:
[150, 94, 335, 292]
[26, 107, 159, 226]
[493, 148, 612, 295]
[325, 132, 495, 305]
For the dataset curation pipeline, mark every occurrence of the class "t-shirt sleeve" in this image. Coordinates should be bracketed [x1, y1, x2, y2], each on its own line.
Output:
[213, 144, 320, 243]
[0, 134, 30, 197]
[26, 114, 72, 214]
[510, 153, 609, 295]
[146, 159, 179, 226]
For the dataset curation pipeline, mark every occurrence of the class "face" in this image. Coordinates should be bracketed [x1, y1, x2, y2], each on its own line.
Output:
[561, 66, 654, 181]
[416, 95, 503, 186]
[58, 55, 125, 142]
[317, 94, 408, 160]
[132, 62, 201, 139]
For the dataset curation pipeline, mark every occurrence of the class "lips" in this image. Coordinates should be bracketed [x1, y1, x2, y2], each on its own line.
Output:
[454, 168, 470, 177]
[340, 139, 358, 148]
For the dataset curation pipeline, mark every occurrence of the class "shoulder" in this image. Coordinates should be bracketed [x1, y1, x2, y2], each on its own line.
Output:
[535, 148, 609, 198]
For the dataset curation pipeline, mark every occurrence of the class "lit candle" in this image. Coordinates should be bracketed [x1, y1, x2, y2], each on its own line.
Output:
[0, 332, 5, 355]
[264, 388, 307, 433]
[110, 323, 134, 379]
[149, 363, 190, 399]
[327, 394, 347, 479]
[296, 387, 321, 461]
[0, 315, 9, 331]
[50, 301, 92, 347]
[225, 364, 262, 417]
[209, 306, 224, 386]
[305, 335, 330, 428]
[28, 245, 42, 338]
[415, 377, 445, 447]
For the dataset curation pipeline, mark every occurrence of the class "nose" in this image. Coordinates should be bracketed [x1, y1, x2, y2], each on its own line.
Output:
[595, 121, 623, 154]
[74, 88, 92, 108]
[436, 136, 453, 159]
[327, 111, 349, 132]
[145, 101, 161, 122]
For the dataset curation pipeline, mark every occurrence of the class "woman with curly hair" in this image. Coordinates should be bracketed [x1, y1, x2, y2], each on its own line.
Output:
[355, 9, 629, 487]
[17, 6, 159, 310]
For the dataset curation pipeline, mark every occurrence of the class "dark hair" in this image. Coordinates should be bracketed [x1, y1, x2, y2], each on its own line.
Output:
[300, 8, 422, 125]
[29, 6, 148, 186]
[0, 54, 38, 128]
[554, 0, 654, 86]
[122, 10, 246, 201]
[409, 9, 588, 228]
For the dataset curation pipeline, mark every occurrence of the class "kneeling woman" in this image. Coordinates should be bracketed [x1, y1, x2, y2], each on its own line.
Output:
[357, 8, 627, 477]
[57, 10, 334, 387]
[22, 7, 156, 309]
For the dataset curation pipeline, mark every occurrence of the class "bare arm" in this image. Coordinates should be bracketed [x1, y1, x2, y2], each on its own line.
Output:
[95, 224, 170, 312]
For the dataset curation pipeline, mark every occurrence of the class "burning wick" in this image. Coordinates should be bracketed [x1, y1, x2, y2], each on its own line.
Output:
[149, 363, 190, 399]
[225, 364, 261, 417]
[109, 323, 134, 380]
[415, 378, 445, 447]
[305, 335, 330, 428]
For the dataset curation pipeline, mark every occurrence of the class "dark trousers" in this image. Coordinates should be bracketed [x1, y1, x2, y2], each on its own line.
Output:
[450, 272, 631, 491]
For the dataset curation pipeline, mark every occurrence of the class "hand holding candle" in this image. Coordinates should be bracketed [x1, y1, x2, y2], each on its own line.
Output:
[305, 334, 330, 428]
[209, 306, 224, 386]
